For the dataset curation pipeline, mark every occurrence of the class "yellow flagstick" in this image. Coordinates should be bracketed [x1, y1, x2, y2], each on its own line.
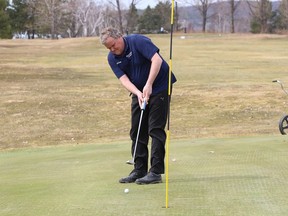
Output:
[165, 0, 174, 209]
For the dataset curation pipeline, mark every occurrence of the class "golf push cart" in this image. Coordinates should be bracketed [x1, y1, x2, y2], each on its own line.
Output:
[273, 80, 288, 135]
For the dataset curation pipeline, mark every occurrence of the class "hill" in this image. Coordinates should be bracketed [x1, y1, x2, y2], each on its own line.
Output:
[177, 1, 281, 33]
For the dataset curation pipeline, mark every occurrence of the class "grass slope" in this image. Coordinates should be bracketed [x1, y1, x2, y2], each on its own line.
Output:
[1, 34, 288, 149]
[1, 135, 288, 216]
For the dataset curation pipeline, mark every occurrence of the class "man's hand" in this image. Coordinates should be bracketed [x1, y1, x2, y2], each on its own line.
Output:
[142, 53, 162, 104]
[143, 83, 152, 103]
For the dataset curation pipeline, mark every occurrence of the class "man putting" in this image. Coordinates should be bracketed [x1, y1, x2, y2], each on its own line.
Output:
[100, 27, 176, 184]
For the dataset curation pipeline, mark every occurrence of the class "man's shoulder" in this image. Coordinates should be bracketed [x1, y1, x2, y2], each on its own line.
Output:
[125, 34, 149, 42]
[107, 52, 117, 64]
[108, 52, 113, 60]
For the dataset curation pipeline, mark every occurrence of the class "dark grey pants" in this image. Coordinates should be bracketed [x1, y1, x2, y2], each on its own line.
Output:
[130, 90, 169, 174]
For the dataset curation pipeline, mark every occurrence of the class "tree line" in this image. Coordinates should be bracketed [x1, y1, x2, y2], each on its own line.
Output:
[0, 0, 288, 39]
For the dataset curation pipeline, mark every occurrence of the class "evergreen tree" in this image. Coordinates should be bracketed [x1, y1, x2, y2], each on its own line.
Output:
[138, 6, 152, 33]
[0, 0, 11, 38]
[154, 1, 171, 32]
[137, 1, 173, 34]
[126, 3, 139, 34]
[7, 0, 32, 36]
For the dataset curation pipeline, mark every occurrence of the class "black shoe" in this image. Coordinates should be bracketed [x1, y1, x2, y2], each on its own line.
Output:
[135, 172, 162, 185]
[119, 171, 146, 183]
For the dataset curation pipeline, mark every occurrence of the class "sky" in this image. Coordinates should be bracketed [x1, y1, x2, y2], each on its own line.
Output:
[121, 0, 187, 10]
[122, 0, 158, 9]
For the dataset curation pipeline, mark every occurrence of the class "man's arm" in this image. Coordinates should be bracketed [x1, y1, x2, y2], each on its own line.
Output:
[119, 74, 143, 106]
[142, 53, 163, 102]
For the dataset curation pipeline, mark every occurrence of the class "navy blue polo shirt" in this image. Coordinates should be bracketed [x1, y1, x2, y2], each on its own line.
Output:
[107, 34, 176, 95]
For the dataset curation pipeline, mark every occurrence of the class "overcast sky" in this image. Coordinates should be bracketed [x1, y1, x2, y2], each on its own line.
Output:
[120, 0, 187, 10]
[121, 0, 158, 9]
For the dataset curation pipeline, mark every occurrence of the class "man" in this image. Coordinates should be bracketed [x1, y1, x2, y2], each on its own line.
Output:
[100, 27, 176, 184]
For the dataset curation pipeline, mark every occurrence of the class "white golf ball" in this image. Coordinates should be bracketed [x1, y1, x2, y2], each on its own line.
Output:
[124, 188, 129, 193]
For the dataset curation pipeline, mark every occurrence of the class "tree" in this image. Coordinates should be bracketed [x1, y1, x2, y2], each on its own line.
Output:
[86, 2, 107, 36]
[125, 1, 139, 33]
[154, 1, 171, 31]
[76, 0, 106, 37]
[186, 0, 214, 32]
[0, 0, 11, 38]
[212, 1, 229, 33]
[33, 0, 68, 39]
[194, 0, 213, 32]
[7, 0, 28, 33]
[63, 0, 86, 37]
[138, 6, 161, 33]
[109, 0, 124, 33]
[137, 1, 173, 33]
[73, 0, 92, 37]
[247, 0, 272, 33]
[229, 0, 241, 33]
[7, 0, 37, 38]
[279, 0, 288, 30]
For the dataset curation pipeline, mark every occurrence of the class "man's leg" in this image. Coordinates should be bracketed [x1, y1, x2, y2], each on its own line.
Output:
[135, 90, 169, 184]
[130, 95, 149, 173]
[119, 95, 149, 183]
[148, 90, 169, 174]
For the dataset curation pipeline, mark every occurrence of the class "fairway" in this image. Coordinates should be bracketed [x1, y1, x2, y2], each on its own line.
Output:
[1, 136, 288, 216]
[1, 34, 288, 215]
[1, 34, 288, 149]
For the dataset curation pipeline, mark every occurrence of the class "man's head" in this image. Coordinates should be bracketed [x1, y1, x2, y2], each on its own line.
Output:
[100, 27, 125, 56]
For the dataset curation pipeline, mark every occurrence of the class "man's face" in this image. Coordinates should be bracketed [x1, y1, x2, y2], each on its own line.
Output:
[104, 37, 124, 56]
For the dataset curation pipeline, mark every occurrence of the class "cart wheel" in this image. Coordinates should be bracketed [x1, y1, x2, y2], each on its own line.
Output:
[279, 115, 288, 135]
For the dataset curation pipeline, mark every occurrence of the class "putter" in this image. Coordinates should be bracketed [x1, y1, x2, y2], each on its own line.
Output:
[126, 98, 147, 165]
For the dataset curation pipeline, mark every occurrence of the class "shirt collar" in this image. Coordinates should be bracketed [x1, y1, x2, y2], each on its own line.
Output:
[123, 37, 129, 54]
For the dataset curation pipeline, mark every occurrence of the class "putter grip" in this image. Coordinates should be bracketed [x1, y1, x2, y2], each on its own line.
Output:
[141, 99, 147, 110]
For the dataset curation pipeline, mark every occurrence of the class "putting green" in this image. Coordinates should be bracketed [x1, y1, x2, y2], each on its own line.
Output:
[1, 135, 288, 215]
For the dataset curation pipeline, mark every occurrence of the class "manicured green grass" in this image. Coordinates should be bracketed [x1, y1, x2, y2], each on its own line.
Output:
[1, 135, 288, 216]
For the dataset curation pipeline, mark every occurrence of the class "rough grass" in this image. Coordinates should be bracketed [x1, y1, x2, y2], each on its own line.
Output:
[0, 34, 288, 149]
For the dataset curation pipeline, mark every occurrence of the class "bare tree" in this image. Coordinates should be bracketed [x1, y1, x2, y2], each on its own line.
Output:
[193, 0, 214, 32]
[247, 0, 272, 33]
[108, 0, 124, 33]
[109, 0, 146, 33]
[279, 0, 288, 30]
[128, 0, 142, 6]
[229, 0, 241, 33]
[211, 0, 241, 33]
[185, 0, 213, 32]
[33, 0, 67, 39]
[213, 1, 230, 33]
[88, 3, 106, 36]
[65, 0, 111, 37]
[74, 0, 92, 37]
[23, 0, 116, 37]
[64, 0, 81, 37]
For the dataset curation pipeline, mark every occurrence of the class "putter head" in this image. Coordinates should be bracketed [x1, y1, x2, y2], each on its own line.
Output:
[126, 159, 135, 165]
